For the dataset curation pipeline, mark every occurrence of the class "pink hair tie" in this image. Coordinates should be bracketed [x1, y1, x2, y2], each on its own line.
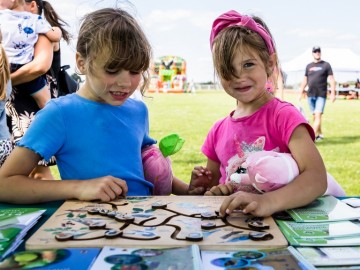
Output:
[210, 10, 275, 54]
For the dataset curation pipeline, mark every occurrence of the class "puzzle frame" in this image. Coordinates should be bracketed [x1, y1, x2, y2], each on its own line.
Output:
[26, 196, 287, 250]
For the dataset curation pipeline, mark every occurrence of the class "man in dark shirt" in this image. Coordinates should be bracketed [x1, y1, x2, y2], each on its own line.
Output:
[299, 46, 336, 142]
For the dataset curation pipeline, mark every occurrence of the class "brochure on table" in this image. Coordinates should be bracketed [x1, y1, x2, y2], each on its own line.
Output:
[201, 246, 316, 270]
[90, 245, 201, 270]
[284, 234, 360, 246]
[0, 208, 45, 261]
[277, 219, 360, 246]
[0, 208, 45, 227]
[0, 248, 100, 270]
[296, 247, 360, 267]
[286, 196, 360, 222]
[277, 220, 360, 239]
[342, 198, 360, 208]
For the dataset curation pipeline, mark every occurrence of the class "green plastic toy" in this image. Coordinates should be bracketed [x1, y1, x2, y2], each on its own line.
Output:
[159, 133, 185, 157]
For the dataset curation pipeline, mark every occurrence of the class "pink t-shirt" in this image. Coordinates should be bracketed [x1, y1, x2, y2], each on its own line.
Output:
[201, 98, 314, 185]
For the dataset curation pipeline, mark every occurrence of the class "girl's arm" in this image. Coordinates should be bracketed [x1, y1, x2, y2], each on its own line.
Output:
[11, 35, 53, 85]
[220, 125, 327, 217]
[268, 124, 327, 209]
[171, 176, 189, 195]
[44, 26, 62, 42]
[0, 147, 128, 204]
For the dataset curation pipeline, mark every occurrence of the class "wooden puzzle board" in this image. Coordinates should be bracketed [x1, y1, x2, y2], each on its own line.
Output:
[26, 196, 288, 250]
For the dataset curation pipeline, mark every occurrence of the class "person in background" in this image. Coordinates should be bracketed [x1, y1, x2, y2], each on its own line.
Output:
[0, 0, 62, 108]
[6, 0, 71, 180]
[24, 0, 72, 98]
[299, 46, 336, 142]
[188, 79, 196, 94]
[188, 10, 327, 217]
[349, 78, 360, 99]
[0, 7, 188, 204]
[0, 31, 13, 167]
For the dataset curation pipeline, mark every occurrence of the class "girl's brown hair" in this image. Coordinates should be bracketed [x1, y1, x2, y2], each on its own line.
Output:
[25, 0, 71, 43]
[212, 23, 277, 82]
[76, 8, 152, 94]
[0, 32, 10, 100]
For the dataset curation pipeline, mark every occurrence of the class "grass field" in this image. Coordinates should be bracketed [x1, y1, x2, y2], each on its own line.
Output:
[52, 90, 360, 195]
[144, 90, 360, 196]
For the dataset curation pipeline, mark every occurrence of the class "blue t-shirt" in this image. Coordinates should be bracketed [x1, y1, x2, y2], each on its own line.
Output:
[18, 94, 156, 196]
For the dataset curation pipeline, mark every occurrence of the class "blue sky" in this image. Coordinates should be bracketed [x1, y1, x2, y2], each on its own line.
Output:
[49, 0, 360, 83]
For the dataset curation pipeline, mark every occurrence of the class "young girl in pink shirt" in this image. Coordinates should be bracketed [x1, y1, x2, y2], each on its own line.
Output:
[188, 10, 328, 217]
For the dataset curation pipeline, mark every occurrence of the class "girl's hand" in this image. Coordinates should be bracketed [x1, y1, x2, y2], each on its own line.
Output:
[204, 183, 233, 196]
[188, 166, 213, 195]
[219, 192, 274, 217]
[75, 176, 128, 202]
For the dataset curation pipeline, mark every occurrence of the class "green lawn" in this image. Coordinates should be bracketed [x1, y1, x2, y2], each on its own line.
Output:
[52, 90, 360, 195]
[145, 90, 360, 196]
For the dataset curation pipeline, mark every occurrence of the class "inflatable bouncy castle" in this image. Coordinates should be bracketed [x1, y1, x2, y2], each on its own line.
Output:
[148, 56, 186, 93]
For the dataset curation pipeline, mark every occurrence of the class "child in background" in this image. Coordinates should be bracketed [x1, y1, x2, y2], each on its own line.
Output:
[8, 0, 72, 181]
[0, 0, 61, 108]
[188, 10, 327, 217]
[0, 8, 188, 204]
[0, 31, 13, 166]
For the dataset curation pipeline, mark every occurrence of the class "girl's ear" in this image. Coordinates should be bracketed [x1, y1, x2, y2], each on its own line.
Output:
[266, 53, 277, 77]
[76, 52, 86, 74]
[27, 1, 38, 13]
[268, 53, 277, 70]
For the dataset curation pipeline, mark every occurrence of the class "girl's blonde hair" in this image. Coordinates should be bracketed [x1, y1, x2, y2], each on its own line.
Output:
[76, 8, 152, 94]
[0, 31, 10, 100]
[252, 15, 281, 91]
[212, 23, 278, 83]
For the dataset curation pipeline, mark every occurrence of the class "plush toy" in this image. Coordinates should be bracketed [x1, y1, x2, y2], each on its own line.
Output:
[141, 133, 185, 195]
[230, 150, 346, 197]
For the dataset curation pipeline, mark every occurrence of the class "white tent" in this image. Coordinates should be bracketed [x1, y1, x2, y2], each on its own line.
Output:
[282, 48, 360, 86]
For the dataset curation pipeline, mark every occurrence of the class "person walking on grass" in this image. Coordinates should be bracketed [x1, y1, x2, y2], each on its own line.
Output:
[299, 46, 336, 142]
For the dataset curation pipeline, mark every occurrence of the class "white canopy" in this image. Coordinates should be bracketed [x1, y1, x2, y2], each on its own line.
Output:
[282, 48, 360, 85]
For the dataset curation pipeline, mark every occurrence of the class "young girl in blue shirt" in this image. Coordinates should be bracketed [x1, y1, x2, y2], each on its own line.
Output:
[0, 8, 188, 204]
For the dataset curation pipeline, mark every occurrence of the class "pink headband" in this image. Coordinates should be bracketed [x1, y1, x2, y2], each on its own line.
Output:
[210, 10, 275, 54]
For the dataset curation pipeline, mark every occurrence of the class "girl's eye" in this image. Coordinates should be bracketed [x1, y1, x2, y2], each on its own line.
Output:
[105, 70, 119, 75]
[104, 69, 141, 75]
[130, 71, 141, 75]
[244, 62, 255, 68]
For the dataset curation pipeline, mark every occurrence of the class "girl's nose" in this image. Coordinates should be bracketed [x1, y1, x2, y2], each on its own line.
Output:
[116, 72, 131, 87]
